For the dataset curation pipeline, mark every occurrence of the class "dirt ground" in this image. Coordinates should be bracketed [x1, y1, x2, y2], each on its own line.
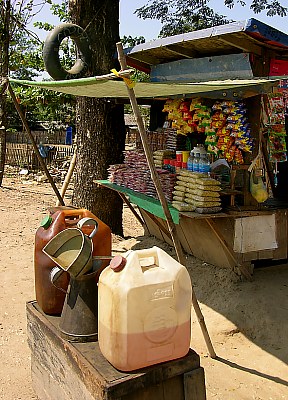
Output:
[1, 170, 288, 400]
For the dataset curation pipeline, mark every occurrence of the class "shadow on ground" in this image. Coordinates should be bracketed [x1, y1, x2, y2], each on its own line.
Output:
[127, 234, 288, 383]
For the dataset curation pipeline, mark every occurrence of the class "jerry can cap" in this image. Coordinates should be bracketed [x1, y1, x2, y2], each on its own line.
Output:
[110, 255, 127, 272]
[40, 215, 53, 229]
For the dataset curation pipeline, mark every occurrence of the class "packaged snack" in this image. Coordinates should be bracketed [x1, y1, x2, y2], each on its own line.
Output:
[172, 202, 196, 212]
[194, 184, 221, 192]
[212, 111, 226, 121]
[173, 195, 186, 202]
[179, 101, 191, 112]
[192, 194, 220, 202]
[233, 148, 244, 164]
[207, 144, 220, 155]
[195, 206, 222, 214]
[182, 111, 193, 120]
[184, 198, 221, 207]
[174, 184, 187, 192]
[179, 170, 208, 179]
[172, 190, 186, 199]
[196, 177, 220, 186]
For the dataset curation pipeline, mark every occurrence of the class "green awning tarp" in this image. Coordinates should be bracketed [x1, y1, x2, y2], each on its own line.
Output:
[96, 180, 179, 224]
[9, 76, 280, 99]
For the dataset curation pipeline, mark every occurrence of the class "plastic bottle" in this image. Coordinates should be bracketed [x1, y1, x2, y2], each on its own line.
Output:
[187, 151, 194, 171]
[34, 208, 112, 315]
[98, 246, 192, 371]
[192, 153, 200, 172]
[199, 153, 211, 174]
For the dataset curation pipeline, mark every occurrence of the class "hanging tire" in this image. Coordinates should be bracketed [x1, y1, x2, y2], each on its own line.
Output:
[43, 23, 92, 81]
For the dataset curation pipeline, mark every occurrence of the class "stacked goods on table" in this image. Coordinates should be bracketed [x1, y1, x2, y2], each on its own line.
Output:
[136, 129, 178, 152]
[108, 150, 177, 202]
[136, 130, 167, 152]
[107, 151, 151, 194]
[172, 170, 221, 213]
[153, 149, 174, 169]
[156, 171, 177, 202]
[165, 128, 178, 151]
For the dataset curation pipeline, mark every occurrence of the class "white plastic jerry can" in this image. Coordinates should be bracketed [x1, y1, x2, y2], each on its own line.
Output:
[98, 246, 192, 371]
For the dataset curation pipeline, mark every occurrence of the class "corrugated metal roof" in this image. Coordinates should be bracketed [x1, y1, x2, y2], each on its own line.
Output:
[124, 18, 288, 72]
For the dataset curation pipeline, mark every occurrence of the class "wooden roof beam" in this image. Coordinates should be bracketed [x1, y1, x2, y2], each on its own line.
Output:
[165, 44, 199, 58]
[217, 35, 263, 56]
[128, 52, 161, 66]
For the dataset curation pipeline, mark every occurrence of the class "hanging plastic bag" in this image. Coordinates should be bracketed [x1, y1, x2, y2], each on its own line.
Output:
[250, 171, 269, 203]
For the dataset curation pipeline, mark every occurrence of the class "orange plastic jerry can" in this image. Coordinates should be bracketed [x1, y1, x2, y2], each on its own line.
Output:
[34, 208, 112, 315]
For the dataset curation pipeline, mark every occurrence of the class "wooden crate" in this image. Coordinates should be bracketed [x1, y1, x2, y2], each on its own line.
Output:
[26, 301, 206, 400]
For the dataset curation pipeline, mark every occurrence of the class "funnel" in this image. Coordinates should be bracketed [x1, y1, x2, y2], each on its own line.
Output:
[43, 218, 98, 278]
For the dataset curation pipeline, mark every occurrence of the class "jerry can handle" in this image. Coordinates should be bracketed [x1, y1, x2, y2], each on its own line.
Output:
[50, 267, 67, 294]
[77, 217, 98, 239]
[133, 247, 159, 267]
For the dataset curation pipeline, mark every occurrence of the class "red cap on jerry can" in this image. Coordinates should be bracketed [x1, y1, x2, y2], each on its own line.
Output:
[110, 255, 127, 272]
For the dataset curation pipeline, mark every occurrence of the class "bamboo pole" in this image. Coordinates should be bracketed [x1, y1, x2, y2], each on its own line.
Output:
[116, 43, 185, 265]
[8, 83, 65, 206]
[55, 148, 77, 206]
[116, 42, 216, 359]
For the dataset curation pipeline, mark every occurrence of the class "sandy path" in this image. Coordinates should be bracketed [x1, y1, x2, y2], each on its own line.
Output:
[1, 175, 288, 399]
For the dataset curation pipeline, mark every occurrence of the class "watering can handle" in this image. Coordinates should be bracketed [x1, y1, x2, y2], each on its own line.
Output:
[77, 217, 98, 239]
[50, 267, 67, 293]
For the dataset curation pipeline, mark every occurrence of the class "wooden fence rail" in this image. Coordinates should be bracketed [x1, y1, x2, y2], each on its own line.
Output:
[6, 143, 74, 169]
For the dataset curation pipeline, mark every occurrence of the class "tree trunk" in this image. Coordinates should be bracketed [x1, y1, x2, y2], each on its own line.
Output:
[69, 0, 125, 235]
[0, 0, 10, 186]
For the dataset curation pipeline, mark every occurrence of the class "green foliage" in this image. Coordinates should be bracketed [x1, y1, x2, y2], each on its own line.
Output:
[122, 35, 146, 47]
[7, 84, 75, 130]
[9, 32, 44, 79]
[2, 0, 76, 130]
[135, 0, 231, 37]
[121, 36, 149, 82]
[50, 0, 70, 22]
[136, 0, 287, 37]
[224, 0, 287, 17]
[6, 1, 151, 131]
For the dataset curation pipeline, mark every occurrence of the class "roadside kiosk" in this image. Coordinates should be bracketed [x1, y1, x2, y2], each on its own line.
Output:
[98, 19, 288, 279]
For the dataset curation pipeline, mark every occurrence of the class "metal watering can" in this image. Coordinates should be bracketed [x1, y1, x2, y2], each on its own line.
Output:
[43, 217, 98, 278]
[43, 217, 105, 342]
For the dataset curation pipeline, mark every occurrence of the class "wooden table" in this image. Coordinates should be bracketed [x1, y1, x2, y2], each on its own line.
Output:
[94, 180, 288, 280]
[26, 301, 206, 400]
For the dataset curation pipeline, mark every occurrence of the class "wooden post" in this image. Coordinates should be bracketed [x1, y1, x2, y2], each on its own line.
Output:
[8, 83, 65, 206]
[116, 43, 185, 265]
[116, 42, 216, 359]
[56, 148, 77, 206]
